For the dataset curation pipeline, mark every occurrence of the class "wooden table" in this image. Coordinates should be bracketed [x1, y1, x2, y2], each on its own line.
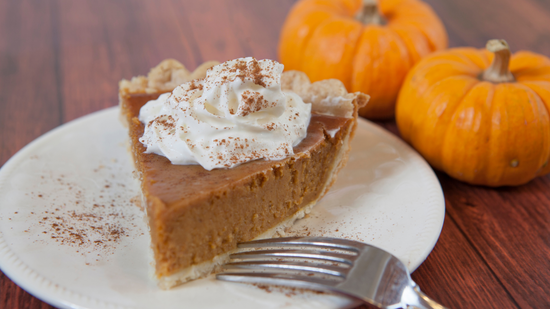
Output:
[1, 0, 549, 308]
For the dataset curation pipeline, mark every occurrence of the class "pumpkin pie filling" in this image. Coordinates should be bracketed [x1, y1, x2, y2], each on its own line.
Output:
[119, 59, 368, 288]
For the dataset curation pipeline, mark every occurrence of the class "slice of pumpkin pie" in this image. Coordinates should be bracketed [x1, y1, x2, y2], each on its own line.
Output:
[119, 57, 368, 289]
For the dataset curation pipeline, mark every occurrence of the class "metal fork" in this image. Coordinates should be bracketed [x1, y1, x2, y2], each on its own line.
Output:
[216, 236, 447, 309]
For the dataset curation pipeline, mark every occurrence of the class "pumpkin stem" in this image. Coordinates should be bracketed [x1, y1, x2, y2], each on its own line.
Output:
[482, 39, 516, 83]
[356, 0, 383, 25]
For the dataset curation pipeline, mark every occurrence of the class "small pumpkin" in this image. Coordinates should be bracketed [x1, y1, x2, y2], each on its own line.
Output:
[396, 39, 550, 186]
[278, 0, 448, 119]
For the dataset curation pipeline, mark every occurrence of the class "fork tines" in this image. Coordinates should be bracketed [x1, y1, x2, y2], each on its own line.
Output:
[216, 237, 361, 288]
[217, 237, 449, 309]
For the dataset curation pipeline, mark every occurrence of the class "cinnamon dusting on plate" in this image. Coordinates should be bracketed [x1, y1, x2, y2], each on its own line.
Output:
[18, 159, 143, 263]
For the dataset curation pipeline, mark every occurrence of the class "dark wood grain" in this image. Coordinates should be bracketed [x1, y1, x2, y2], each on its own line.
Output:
[410, 212, 518, 308]
[1, 0, 550, 308]
[0, 0, 61, 167]
[441, 175, 550, 308]
[423, 0, 550, 54]
[1, 268, 54, 309]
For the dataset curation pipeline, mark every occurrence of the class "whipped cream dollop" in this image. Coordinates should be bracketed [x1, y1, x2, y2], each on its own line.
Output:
[138, 57, 312, 170]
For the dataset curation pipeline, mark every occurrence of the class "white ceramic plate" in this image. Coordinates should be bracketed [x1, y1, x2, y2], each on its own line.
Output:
[0, 107, 444, 309]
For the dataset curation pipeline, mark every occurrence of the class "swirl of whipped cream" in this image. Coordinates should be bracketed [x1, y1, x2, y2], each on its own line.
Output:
[138, 57, 312, 170]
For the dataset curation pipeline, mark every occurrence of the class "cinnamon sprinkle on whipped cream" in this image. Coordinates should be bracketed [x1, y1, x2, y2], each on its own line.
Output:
[138, 57, 312, 170]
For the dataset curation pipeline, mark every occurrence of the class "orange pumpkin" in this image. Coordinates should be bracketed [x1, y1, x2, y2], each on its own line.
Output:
[278, 0, 448, 119]
[396, 39, 550, 186]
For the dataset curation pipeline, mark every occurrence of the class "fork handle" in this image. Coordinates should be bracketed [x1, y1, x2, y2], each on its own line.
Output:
[401, 284, 448, 309]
